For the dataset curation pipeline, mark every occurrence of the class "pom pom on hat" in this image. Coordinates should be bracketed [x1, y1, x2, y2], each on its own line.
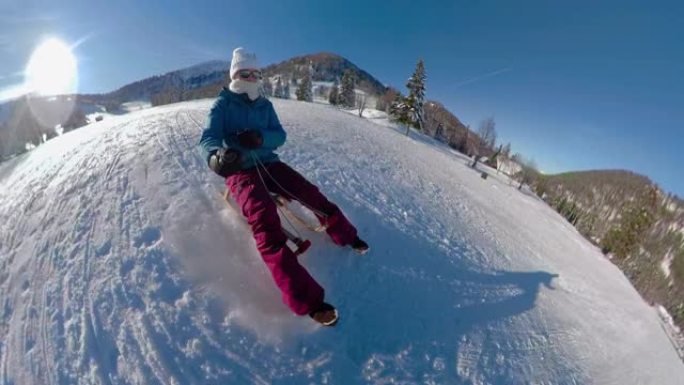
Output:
[230, 47, 259, 79]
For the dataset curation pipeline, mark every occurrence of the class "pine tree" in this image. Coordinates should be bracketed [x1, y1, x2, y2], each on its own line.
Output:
[282, 82, 290, 99]
[62, 107, 87, 132]
[340, 70, 356, 108]
[389, 93, 413, 135]
[405, 59, 426, 130]
[295, 73, 313, 102]
[328, 81, 340, 105]
[260, 78, 273, 97]
[273, 78, 284, 98]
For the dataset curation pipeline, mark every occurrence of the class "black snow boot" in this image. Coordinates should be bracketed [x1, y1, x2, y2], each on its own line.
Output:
[309, 302, 339, 326]
[350, 236, 370, 255]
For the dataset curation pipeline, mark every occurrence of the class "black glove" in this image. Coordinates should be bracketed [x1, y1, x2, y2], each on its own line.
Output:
[236, 130, 263, 149]
[208, 148, 242, 178]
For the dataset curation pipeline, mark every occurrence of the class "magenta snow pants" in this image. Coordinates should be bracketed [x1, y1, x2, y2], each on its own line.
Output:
[226, 161, 358, 315]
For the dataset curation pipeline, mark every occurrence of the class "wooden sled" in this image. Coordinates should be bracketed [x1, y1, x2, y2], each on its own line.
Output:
[223, 189, 312, 256]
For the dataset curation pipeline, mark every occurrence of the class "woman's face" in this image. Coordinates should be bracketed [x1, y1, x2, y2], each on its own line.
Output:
[233, 69, 262, 83]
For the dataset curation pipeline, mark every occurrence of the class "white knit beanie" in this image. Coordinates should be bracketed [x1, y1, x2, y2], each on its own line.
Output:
[230, 47, 259, 79]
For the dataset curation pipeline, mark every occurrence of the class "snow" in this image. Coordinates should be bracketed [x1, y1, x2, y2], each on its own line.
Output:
[76, 101, 110, 123]
[658, 305, 684, 360]
[0, 103, 10, 123]
[0, 98, 683, 384]
[340, 106, 389, 121]
[661, 252, 673, 279]
[75, 100, 151, 125]
[120, 100, 151, 113]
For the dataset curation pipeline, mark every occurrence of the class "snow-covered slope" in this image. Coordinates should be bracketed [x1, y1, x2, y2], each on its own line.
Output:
[0, 99, 682, 384]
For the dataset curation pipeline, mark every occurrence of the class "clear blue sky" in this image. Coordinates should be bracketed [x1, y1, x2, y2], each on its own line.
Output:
[2, 0, 683, 196]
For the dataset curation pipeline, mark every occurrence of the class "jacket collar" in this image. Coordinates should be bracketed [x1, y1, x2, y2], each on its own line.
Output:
[220, 87, 265, 107]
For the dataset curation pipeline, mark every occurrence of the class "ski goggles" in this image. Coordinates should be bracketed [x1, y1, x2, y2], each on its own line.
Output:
[237, 69, 263, 80]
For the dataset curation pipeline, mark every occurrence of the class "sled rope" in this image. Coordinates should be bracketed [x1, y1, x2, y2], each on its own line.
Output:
[250, 152, 330, 218]
[186, 116, 328, 218]
[250, 152, 306, 239]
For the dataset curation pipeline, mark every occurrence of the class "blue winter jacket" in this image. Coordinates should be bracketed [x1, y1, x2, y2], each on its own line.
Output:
[198, 88, 286, 170]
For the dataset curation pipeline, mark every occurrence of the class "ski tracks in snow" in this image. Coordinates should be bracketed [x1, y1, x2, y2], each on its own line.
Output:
[1, 100, 682, 384]
[1, 109, 238, 384]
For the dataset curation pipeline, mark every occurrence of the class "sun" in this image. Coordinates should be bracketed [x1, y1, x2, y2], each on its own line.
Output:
[25, 38, 78, 96]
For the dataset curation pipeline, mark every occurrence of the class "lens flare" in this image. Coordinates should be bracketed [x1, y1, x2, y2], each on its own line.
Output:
[25, 38, 78, 96]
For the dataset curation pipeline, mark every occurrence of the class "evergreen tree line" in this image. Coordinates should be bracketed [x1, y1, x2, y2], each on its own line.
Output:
[268, 77, 291, 99]
[325, 69, 358, 108]
[265, 62, 358, 108]
[376, 59, 516, 173]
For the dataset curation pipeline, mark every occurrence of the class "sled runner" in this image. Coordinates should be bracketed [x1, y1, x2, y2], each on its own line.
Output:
[271, 193, 328, 233]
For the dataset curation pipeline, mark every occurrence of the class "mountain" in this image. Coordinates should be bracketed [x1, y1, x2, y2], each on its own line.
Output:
[78, 53, 389, 110]
[0, 53, 392, 161]
[79, 60, 230, 108]
[531, 169, 684, 332]
[0, 60, 230, 160]
[261, 52, 387, 95]
[0, 98, 682, 384]
[422, 100, 473, 152]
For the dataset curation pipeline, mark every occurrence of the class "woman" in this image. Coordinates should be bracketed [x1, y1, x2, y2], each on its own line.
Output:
[198, 48, 368, 326]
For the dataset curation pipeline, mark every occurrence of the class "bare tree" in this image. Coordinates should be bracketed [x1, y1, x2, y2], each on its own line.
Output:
[375, 87, 399, 112]
[501, 142, 511, 158]
[472, 118, 497, 167]
[518, 157, 538, 190]
[489, 144, 503, 170]
[463, 125, 471, 153]
[356, 93, 368, 117]
[478, 117, 497, 150]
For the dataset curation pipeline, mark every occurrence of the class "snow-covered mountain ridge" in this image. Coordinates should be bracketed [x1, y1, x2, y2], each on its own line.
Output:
[0, 99, 682, 384]
[261, 52, 387, 95]
[0, 53, 384, 162]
